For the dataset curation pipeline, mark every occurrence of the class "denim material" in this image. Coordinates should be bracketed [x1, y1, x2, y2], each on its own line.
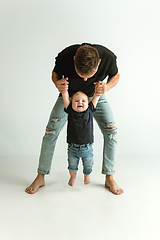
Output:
[93, 96, 117, 175]
[67, 143, 93, 175]
[38, 96, 68, 175]
[38, 95, 117, 175]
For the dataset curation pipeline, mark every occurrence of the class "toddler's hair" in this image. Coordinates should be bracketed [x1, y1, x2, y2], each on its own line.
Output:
[71, 91, 90, 103]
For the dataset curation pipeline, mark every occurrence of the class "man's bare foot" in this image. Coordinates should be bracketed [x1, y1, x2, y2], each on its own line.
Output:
[25, 173, 45, 194]
[105, 175, 124, 195]
[68, 171, 76, 187]
[84, 174, 90, 185]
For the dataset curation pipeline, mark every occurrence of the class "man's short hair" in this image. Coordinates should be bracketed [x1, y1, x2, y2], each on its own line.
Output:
[75, 44, 99, 76]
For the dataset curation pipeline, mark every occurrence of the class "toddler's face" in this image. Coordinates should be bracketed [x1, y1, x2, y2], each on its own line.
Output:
[72, 93, 88, 112]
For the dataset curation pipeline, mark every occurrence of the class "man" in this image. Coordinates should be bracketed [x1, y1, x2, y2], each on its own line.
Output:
[25, 43, 124, 195]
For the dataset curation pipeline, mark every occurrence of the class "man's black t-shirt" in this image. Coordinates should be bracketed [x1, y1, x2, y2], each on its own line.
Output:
[64, 102, 96, 145]
[53, 43, 118, 97]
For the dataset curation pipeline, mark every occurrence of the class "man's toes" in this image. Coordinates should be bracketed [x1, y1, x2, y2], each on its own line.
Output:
[115, 188, 124, 195]
[25, 186, 36, 194]
[25, 188, 30, 193]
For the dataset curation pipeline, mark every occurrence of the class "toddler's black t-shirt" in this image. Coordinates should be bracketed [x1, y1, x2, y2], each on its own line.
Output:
[64, 102, 96, 145]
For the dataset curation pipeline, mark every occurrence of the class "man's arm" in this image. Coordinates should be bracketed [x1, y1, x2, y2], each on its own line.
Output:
[94, 72, 120, 96]
[52, 71, 69, 93]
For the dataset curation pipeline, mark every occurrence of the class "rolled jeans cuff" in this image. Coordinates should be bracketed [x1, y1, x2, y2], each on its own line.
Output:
[37, 169, 50, 175]
[102, 170, 115, 175]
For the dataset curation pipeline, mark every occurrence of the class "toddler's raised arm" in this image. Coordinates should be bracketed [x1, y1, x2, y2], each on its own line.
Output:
[62, 81, 70, 109]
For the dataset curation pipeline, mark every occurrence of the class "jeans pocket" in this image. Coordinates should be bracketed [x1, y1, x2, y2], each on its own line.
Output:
[87, 143, 93, 149]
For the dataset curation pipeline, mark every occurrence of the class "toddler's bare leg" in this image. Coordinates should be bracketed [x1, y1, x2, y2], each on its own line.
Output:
[25, 173, 45, 194]
[84, 174, 90, 185]
[68, 170, 77, 186]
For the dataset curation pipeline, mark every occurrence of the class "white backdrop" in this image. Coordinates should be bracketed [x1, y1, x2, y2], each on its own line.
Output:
[0, 0, 160, 157]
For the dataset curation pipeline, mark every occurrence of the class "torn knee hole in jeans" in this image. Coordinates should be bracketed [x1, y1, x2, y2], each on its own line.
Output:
[51, 118, 62, 123]
[46, 128, 56, 135]
[104, 123, 116, 130]
[108, 133, 117, 139]
[104, 123, 117, 139]
[98, 99, 107, 104]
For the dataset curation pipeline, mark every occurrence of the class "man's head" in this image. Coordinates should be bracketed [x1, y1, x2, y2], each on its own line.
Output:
[74, 44, 101, 81]
[71, 91, 90, 112]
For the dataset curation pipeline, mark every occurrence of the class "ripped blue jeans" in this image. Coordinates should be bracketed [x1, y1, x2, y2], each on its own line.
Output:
[38, 94, 117, 175]
[68, 143, 93, 175]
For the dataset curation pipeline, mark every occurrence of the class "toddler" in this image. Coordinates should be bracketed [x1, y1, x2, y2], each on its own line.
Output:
[62, 90, 99, 186]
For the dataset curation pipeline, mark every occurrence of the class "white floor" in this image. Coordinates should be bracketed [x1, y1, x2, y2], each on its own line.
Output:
[0, 156, 160, 240]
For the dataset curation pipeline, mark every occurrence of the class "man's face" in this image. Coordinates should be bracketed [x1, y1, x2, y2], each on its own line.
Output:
[76, 69, 97, 81]
[72, 93, 89, 112]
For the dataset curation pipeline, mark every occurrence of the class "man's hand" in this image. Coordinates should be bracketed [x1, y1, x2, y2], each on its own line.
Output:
[56, 78, 69, 93]
[94, 81, 108, 96]
[94, 73, 120, 96]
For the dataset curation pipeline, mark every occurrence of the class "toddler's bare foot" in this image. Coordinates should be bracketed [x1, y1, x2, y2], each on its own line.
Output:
[68, 171, 77, 187]
[25, 174, 45, 194]
[105, 175, 124, 195]
[84, 174, 90, 185]
[68, 177, 76, 186]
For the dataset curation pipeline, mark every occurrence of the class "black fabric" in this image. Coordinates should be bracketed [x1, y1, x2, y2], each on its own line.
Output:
[53, 43, 118, 97]
[64, 102, 96, 144]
